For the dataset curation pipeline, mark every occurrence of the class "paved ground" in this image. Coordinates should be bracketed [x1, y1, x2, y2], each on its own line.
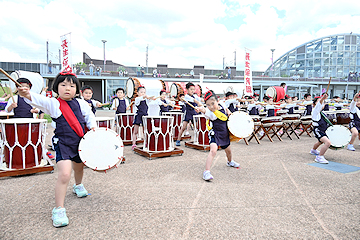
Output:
[1, 110, 359, 239]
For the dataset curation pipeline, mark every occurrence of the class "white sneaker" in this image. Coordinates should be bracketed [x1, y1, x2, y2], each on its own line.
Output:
[203, 171, 213, 181]
[315, 156, 329, 164]
[185, 131, 190, 136]
[309, 149, 320, 155]
[227, 160, 240, 168]
[347, 144, 356, 151]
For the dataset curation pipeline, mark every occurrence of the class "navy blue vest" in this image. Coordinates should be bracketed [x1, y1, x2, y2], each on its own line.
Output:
[305, 105, 312, 116]
[116, 98, 126, 114]
[85, 99, 96, 114]
[52, 99, 86, 160]
[211, 107, 230, 147]
[14, 96, 33, 118]
[249, 106, 259, 115]
[160, 99, 169, 114]
[267, 109, 275, 117]
[136, 99, 148, 116]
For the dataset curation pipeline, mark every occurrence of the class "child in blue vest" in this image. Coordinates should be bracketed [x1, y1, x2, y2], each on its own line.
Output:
[80, 85, 104, 115]
[309, 93, 331, 164]
[196, 90, 240, 181]
[5, 78, 39, 118]
[347, 92, 360, 151]
[18, 71, 96, 228]
[132, 86, 151, 149]
[111, 87, 130, 114]
[176, 82, 202, 146]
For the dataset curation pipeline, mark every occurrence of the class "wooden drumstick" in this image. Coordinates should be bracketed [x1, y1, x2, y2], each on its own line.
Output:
[0, 83, 6, 93]
[5, 83, 15, 103]
[325, 77, 331, 95]
[181, 99, 197, 110]
[0, 68, 22, 87]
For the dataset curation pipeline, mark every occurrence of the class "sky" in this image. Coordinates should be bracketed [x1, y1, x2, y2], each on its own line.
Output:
[0, 0, 359, 72]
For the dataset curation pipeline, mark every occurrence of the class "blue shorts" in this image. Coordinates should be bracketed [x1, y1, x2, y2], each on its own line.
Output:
[313, 127, 328, 142]
[349, 121, 360, 131]
[53, 140, 82, 163]
[209, 134, 230, 150]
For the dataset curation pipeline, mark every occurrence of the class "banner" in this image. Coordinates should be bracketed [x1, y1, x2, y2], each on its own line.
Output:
[244, 48, 252, 95]
[60, 33, 72, 72]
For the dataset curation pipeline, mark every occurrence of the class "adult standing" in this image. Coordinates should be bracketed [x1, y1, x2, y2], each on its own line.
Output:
[137, 65, 141, 77]
[95, 66, 100, 76]
[190, 69, 194, 79]
[48, 60, 52, 74]
[89, 61, 95, 76]
[141, 66, 145, 77]
[227, 67, 231, 79]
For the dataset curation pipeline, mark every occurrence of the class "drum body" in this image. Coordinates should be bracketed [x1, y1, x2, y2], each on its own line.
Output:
[10, 70, 44, 94]
[261, 116, 282, 124]
[0, 119, 47, 169]
[193, 115, 210, 145]
[126, 78, 165, 99]
[162, 112, 184, 139]
[228, 111, 254, 139]
[170, 83, 185, 100]
[265, 86, 285, 102]
[95, 116, 114, 129]
[142, 116, 174, 152]
[326, 125, 351, 150]
[336, 110, 351, 125]
[323, 111, 337, 125]
[282, 114, 300, 122]
[116, 113, 136, 141]
[78, 128, 123, 171]
[275, 110, 288, 116]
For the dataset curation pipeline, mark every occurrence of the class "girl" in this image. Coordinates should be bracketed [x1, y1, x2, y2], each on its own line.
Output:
[111, 87, 130, 114]
[132, 86, 151, 149]
[309, 93, 331, 164]
[196, 90, 240, 181]
[347, 92, 360, 151]
[18, 71, 96, 227]
[176, 82, 202, 146]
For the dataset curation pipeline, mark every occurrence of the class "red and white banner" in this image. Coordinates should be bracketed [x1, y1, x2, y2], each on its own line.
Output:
[60, 33, 72, 72]
[244, 48, 252, 96]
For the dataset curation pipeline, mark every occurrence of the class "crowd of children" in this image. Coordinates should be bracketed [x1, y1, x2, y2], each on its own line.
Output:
[3, 71, 359, 228]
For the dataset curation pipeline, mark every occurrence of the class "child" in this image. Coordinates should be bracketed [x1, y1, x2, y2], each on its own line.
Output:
[17, 71, 96, 227]
[224, 92, 239, 113]
[302, 94, 313, 116]
[176, 82, 202, 146]
[111, 88, 130, 114]
[196, 90, 240, 181]
[159, 90, 172, 114]
[284, 95, 297, 114]
[309, 93, 331, 164]
[132, 86, 151, 149]
[178, 93, 186, 113]
[265, 97, 276, 117]
[80, 85, 105, 115]
[5, 78, 39, 118]
[347, 92, 360, 151]
[148, 90, 170, 116]
[247, 97, 260, 115]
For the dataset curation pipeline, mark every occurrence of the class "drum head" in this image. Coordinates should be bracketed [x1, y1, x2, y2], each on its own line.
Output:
[228, 111, 254, 138]
[78, 128, 123, 171]
[126, 78, 135, 98]
[265, 87, 276, 99]
[10, 70, 44, 94]
[326, 125, 351, 149]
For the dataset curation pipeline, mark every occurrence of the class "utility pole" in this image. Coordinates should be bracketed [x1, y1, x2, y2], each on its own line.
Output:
[223, 56, 225, 69]
[46, 40, 49, 64]
[59, 49, 61, 69]
[146, 44, 149, 73]
[102, 40, 107, 72]
[270, 49, 275, 77]
[234, 50, 236, 69]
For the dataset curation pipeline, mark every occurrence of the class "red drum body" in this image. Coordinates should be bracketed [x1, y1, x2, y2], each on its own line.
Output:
[1, 119, 47, 169]
[193, 115, 210, 145]
[95, 117, 114, 129]
[162, 112, 184, 139]
[266, 86, 285, 102]
[336, 110, 351, 125]
[261, 116, 282, 124]
[116, 113, 136, 141]
[143, 116, 174, 152]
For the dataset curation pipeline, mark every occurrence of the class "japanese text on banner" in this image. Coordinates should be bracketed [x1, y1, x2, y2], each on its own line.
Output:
[244, 50, 252, 95]
[60, 34, 72, 72]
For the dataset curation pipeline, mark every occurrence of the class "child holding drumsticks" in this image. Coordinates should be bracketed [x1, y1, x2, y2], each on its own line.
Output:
[196, 90, 240, 181]
[18, 71, 96, 227]
[310, 93, 331, 164]
[347, 92, 360, 151]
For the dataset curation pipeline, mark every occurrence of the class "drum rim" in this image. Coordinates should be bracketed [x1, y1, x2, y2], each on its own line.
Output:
[326, 125, 351, 148]
[78, 128, 123, 171]
[0, 118, 47, 123]
[228, 111, 254, 138]
[95, 116, 114, 121]
[126, 78, 135, 99]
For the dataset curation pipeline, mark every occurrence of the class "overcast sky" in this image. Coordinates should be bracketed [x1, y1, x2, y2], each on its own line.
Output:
[0, 0, 359, 72]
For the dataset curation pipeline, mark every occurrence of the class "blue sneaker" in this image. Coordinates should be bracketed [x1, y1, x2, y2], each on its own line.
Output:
[52, 207, 69, 227]
[73, 184, 88, 198]
[175, 140, 181, 146]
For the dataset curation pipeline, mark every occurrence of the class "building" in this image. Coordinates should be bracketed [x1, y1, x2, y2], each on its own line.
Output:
[264, 33, 360, 79]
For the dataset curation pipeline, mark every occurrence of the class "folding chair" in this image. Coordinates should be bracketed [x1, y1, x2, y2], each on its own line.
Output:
[259, 116, 283, 142]
[281, 114, 301, 140]
[247, 115, 261, 144]
[296, 116, 313, 137]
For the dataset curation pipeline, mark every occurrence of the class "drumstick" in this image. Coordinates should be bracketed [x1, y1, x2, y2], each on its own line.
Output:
[5, 83, 15, 103]
[325, 77, 331, 95]
[181, 99, 197, 110]
[0, 68, 22, 87]
[0, 83, 6, 94]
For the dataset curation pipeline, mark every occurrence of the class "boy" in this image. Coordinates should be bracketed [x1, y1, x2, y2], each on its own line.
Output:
[111, 88, 130, 114]
[347, 92, 360, 151]
[80, 85, 105, 115]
